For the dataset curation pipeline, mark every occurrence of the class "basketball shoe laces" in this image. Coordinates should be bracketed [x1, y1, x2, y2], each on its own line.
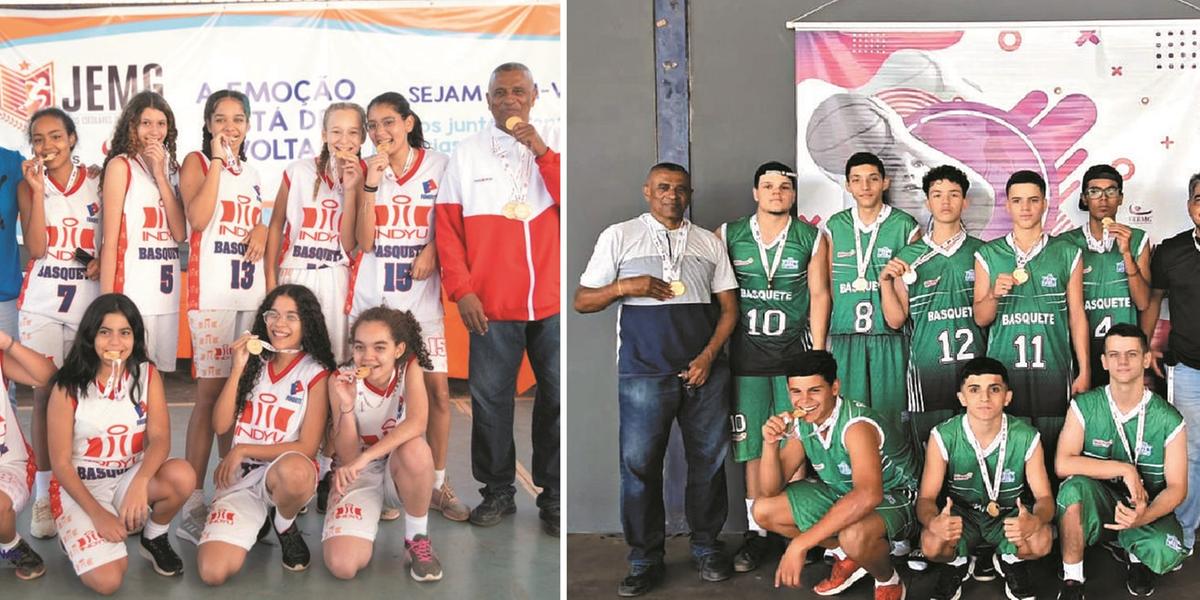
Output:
[409, 537, 435, 562]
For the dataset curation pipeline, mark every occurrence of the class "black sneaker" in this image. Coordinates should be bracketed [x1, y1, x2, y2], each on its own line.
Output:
[0, 537, 46, 580]
[1127, 562, 1154, 596]
[931, 561, 970, 600]
[971, 550, 997, 582]
[1059, 579, 1086, 600]
[996, 555, 1036, 600]
[1104, 540, 1129, 564]
[539, 503, 560, 537]
[805, 545, 825, 565]
[618, 563, 665, 597]
[257, 507, 273, 544]
[138, 532, 183, 576]
[469, 491, 516, 527]
[692, 552, 733, 582]
[316, 472, 332, 514]
[733, 532, 772, 573]
[275, 521, 310, 571]
[906, 547, 930, 572]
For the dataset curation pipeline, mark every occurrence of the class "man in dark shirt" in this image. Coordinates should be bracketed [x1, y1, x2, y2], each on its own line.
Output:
[1142, 171, 1200, 551]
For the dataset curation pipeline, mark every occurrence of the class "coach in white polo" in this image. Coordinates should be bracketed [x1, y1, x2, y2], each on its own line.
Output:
[575, 162, 739, 597]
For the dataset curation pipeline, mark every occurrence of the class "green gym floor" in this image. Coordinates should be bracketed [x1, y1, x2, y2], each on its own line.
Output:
[7, 370, 560, 599]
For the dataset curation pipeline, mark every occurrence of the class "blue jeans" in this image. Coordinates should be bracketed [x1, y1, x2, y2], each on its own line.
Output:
[468, 314, 559, 508]
[619, 363, 730, 566]
[0, 299, 16, 409]
[1172, 362, 1200, 550]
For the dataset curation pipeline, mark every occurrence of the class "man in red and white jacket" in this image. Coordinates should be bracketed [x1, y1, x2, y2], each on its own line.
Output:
[435, 62, 560, 536]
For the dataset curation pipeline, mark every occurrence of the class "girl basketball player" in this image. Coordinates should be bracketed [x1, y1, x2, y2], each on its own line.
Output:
[98, 91, 185, 370]
[0, 329, 55, 580]
[16, 108, 102, 539]
[196, 284, 332, 584]
[349, 92, 467, 521]
[47, 294, 195, 594]
[176, 90, 267, 545]
[323, 307, 442, 581]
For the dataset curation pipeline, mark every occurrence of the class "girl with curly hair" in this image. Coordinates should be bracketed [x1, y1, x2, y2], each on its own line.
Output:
[97, 90, 186, 376]
[46, 293, 195, 593]
[175, 89, 269, 545]
[322, 306, 441, 581]
[15, 108, 103, 539]
[196, 284, 332, 584]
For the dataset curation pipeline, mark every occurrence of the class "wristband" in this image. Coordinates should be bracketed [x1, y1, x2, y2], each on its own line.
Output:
[616, 279, 624, 296]
[211, 155, 224, 164]
[362, 183, 379, 193]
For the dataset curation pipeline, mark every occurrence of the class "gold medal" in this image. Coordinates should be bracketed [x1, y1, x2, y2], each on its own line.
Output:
[501, 201, 517, 220]
[246, 339, 264, 356]
[103, 350, 121, 361]
[355, 366, 371, 379]
[1101, 217, 1115, 228]
[852, 277, 868, 292]
[513, 203, 532, 221]
[1011, 268, 1029, 285]
[505, 116, 524, 131]
[986, 501, 1000, 518]
[670, 280, 686, 296]
[901, 270, 917, 286]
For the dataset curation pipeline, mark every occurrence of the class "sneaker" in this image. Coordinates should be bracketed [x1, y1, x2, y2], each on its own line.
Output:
[970, 550, 997, 582]
[1058, 579, 1086, 600]
[176, 492, 207, 546]
[29, 497, 56, 539]
[1127, 562, 1154, 596]
[275, 522, 310, 571]
[1104, 540, 1129, 564]
[618, 563, 665, 597]
[906, 548, 929, 572]
[824, 547, 837, 565]
[381, 506, 402, 521]
[316, 472, 332, 514]
[805, 545, 826, 565]
[257, 509, 273, 544]
[405, 534, 444, 581]
[0, 538, 46, 580]
[814, 556, 869, 595]
[539, 504, 560, 537]
[468, 491, 516, 527]
[890, 538, 912, 557]
[874, 579, 906, 600]
[930, 562, 969, 600]
[994, 555, 1035, 600]
[138, 532, 184, 576]
[692, 551, 733, 583]
[430, 481, 471, 522]
[733, 532, 772, 573]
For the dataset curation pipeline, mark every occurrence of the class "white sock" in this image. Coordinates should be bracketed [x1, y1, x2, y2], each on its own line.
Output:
[274, 511, 295, 534]
[1063, 561, 1084, 582]
[434, 469, 446, 490]
[745, 498, 765, 535]
[875, 569, 900, 586]
[405, 513, 428, 541]
[143, 518, 170, 540]
[0, 533, 20, 551]
[34, 471, 50, 499]
[1129, 553, 1142, 564]
[1002, 553, 1020, 564]
[318, 455, 332, 479]
[831, 547, 847, 560]
[949, 555, 968, 566]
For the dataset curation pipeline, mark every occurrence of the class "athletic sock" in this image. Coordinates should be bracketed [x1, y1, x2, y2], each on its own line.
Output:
[1063, 561, 1084, 582]
[876, 569, 900, 586]
[318, 455, 332, 479]
[1002, 553, 1020, 564]
[34, 471, 50, 499]
[405, 513, 428, 541]
[745, 498, 765, 536]
[434, 469, 446, 490]
[143, 518, 170, 540]
[1128, 553, 1142, 564]
[831, 547, 847, 561]
[949, 555, 968, 567]
[0, 533, 20, 551]
[274, 511, 295, 534]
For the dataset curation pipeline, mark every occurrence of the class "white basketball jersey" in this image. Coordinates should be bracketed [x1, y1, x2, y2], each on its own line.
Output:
[353, 364, 408, 450]
[70, 362, 152, 478]
[279, 157, 351, 270]
[0, 352, 34, 470]
[17, 166, 101, 324]
[186, 152, 265, 312]
[347, 148, 447, 321]
[233, 353, 329, 464]
[113, 156, 180, 316]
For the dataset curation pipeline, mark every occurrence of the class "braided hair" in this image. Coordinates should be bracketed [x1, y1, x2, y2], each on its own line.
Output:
[100, 91, 180, 187]
[349, 306, 434, 373]
[200, 89, 250, 161]
[233, 284, 336, 418]
[313, 102, 366, 204]
[51, 294, 150, 409]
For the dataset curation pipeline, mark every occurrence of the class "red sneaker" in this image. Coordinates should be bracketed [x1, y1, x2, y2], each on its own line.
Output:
[875, 579, 906, 600]
[813, 556, 868, 596]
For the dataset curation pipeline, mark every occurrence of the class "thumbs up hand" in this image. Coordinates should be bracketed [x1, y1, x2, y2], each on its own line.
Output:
[1003, 500, 1039, 544]
[931, 497, 963, 544]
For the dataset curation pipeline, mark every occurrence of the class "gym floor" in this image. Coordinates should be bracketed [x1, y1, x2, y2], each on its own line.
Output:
[6, 370, 559, 599]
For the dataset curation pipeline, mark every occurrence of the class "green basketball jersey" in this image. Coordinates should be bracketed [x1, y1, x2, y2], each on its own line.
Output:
[793, 397, 920, 496]
[827, 206, 918, 336]
[724, 216, 821, 375]
[975, 235, 1080, 417]
[897, 234, 986, 413]
[1057, 225, 1148, 346]
[933, 414, 1039, 513]
[1072, 387, 1184, 497]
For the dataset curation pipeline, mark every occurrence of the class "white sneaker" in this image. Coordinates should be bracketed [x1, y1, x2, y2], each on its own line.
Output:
[30, 497, 56, 539]
[175, 492, 207, 546]
[890, 539, 912, 557]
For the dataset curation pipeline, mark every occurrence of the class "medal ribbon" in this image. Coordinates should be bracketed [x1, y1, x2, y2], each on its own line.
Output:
[1083, 224, 1114, 253]
[491, 128, 533, 209]
[1008, 232, 1048, 272]
[1107, 387, 1149, 467]
[852, 206, 890, 285]
[910, 226, 967, 273]
[750, 215, 790, 288]
[964, 415, 1008, 508]
[43, 163, 80, 197]
[640, 214, 689, 283]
